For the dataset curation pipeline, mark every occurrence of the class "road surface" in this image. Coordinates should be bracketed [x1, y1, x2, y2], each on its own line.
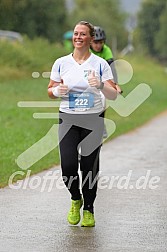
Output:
[0, 111, 167, 252]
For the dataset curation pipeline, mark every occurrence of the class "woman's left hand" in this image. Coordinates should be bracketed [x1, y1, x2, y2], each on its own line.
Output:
[88, 70, 101, 88]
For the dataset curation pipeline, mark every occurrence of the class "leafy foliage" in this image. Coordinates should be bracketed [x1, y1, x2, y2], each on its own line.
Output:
[0, 36, 66, 80]
[0, 0, 129, 51]
[0, 0, 68, 42]
[155, 6, 167, 59]
[67, 0, 127, 50]
[138, 0, 167, 60]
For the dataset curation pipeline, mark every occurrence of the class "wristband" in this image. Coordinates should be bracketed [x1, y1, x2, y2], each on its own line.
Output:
[52, 86, 60, 97]
[97, 82, 104, 90]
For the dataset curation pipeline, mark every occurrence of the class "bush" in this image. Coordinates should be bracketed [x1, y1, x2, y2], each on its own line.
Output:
[0, 36, 67, 80]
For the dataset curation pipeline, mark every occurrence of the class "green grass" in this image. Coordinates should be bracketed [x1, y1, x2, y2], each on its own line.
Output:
[0, 77, 60, 187]
[0, 36, 67, 81]
[0, 40, 167, 187]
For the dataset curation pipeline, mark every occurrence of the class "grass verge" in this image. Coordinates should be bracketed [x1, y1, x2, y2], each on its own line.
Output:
[0, 53, 167, 187]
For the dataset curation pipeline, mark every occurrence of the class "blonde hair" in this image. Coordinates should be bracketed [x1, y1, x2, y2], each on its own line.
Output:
[75, 21, 95, 37]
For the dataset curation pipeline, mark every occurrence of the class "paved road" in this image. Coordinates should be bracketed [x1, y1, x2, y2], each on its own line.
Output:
[0, 111, 167, 252]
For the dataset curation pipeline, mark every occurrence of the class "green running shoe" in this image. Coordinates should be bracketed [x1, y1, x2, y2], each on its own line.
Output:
[81, 210, 95, 227]
[67, 199, 83, 225]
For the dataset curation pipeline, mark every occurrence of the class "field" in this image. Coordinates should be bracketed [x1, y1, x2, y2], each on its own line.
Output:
[0, 38, 167, 187]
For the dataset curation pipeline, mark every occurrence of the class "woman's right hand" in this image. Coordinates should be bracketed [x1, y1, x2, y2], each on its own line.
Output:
[48, 79, 68, 98]
[58, 81, 69, 96]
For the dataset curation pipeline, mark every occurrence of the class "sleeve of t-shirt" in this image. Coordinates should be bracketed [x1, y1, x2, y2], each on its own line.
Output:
[50, 59, 62, 82]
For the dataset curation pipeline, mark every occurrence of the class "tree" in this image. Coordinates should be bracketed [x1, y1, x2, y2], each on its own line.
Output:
[155, 5, 167, 59]
[138, 0, 167, 58]
[0, 0, 68, 42]
[67, 0, 127, 51]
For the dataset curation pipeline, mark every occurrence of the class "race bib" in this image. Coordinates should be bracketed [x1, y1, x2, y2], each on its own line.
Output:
[69, 92, 94, 109]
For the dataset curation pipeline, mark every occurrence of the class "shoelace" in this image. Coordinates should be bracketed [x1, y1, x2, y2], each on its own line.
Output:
[84, 211, 93, 220]
[71, 202, 80, 213]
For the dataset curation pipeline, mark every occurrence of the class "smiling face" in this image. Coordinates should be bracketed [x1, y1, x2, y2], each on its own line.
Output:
[73, 24, 93, 50]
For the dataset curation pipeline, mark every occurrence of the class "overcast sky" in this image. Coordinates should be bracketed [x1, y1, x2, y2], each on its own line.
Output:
[65, 0, 142, 14]
[120, 0, 142, 14]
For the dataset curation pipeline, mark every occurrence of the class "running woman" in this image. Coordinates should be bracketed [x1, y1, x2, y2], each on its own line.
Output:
[48, 21, 117, 227]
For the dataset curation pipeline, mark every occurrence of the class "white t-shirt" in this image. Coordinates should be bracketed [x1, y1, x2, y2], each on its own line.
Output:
[50, 53, 113, 114]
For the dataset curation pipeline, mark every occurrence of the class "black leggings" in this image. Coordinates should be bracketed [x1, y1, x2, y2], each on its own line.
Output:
[59, 112, 104, 213]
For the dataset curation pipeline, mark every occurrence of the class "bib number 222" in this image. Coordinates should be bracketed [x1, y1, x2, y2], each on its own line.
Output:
[69, 92, 94, 109]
